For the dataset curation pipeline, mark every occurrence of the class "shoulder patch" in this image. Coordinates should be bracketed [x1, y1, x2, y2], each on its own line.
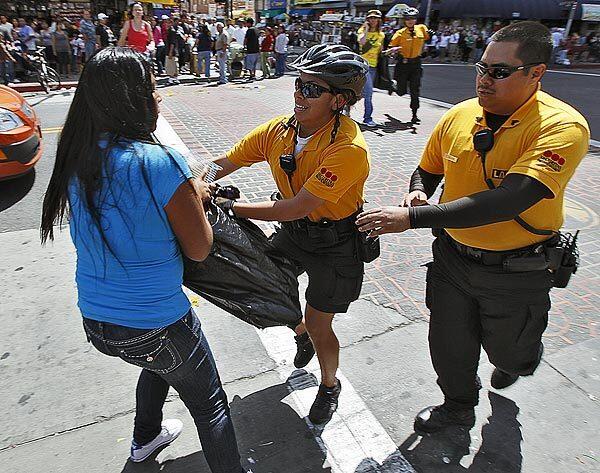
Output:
[537, 149, 566, 171]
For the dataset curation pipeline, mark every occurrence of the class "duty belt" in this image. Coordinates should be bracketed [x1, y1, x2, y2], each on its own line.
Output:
[443, 231, 553, 267]
[400, 57, 421, 64]
[283, 213, 357, 235]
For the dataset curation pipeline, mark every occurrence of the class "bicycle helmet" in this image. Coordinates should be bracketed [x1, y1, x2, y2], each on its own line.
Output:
[289, 44, 369, 104]
[403, 7, 419, 19]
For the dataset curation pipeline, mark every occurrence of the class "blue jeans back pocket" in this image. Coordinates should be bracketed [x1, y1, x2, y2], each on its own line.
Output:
[112, 329, 183, 374]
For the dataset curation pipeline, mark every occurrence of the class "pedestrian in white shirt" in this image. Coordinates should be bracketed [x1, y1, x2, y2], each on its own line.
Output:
[426, 33, 438, 58]
[551, 28, 563, 64]
[232, 21, 246, 45]
[274, 25, 288, 77]
[438, 31, 450, 62]
[448, 30, 460, 61]
[214, 22, 229, 84]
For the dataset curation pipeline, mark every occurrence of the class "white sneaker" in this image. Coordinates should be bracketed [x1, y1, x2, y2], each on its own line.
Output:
[130, 419, 183, 463]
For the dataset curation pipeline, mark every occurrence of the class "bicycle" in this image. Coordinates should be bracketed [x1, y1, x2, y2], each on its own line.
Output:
[284, 45, 307, 72]
[28, 47, 61, 93]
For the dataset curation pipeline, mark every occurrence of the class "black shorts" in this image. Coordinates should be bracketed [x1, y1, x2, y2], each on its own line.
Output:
[270, 225, 364, 314]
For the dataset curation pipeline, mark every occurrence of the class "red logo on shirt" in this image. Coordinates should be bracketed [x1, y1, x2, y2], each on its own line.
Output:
[538, 150, 565, 171]
[316, 167, 337, 187]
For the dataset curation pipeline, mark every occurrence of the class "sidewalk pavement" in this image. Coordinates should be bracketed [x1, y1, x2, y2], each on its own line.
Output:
[0, 78, 598, 473]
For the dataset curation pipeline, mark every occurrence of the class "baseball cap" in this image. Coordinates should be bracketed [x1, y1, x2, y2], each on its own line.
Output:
[366, 10, 382, 19]
[97, 13, 108, 20]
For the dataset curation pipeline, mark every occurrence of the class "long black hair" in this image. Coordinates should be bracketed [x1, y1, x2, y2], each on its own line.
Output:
[41, 47, 158, 245]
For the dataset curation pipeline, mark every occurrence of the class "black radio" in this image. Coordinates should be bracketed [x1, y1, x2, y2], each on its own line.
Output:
[279, 153, 296, 175]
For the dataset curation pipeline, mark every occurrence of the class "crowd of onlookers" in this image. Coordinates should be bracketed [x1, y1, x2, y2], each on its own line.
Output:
[0, 11, 118, 85]
[339, 21, 599, 65]
[417, 25, 599, 65]
[0, 6, 293, 87]
[1, 8, 598, 87]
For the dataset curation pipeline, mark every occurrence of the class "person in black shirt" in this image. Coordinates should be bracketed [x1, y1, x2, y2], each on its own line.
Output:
[95, 13, 115, 49]
[165, 18, 180, 84]
[243, 17, 260, 80]
[195, 24, 213, 79]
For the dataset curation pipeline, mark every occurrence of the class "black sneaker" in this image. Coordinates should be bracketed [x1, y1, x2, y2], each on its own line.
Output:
[294, 332, 315, 369]
[309, 379, 341, 424]
[411, 114, 421, 124]
[491, 368, 519, 389]
[414, 404, 475, 433]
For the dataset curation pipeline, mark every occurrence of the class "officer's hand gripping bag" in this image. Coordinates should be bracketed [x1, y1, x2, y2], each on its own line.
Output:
[182, 202, 303, 329]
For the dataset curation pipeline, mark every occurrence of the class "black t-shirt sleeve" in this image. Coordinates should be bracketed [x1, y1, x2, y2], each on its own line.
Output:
[409, 174, 550, 229]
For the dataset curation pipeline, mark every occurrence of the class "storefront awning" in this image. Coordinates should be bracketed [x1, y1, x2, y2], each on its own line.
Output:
[311, 2, 348, 11]
[261, 8, 286, 17]
[290, 8, 314, 16]
[137, 0, 178, 6]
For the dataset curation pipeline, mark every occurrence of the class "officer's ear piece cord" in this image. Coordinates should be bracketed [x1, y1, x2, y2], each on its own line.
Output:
[472, 128, 554, 236]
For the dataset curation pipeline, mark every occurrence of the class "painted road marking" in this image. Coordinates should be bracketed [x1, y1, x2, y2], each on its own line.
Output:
[156, 114, 414, 472]
[41, 127, 62, 134]
[257, 326, 414, 472]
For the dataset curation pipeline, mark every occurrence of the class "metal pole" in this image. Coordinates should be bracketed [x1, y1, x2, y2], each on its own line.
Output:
[564, 1, 578, 39]
[424, 0, 432, 26]
[350, 0, 356, 18]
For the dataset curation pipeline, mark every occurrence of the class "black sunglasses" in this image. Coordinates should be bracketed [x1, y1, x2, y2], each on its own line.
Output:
[475, 61, 542, 80]
[295, 77, 333, 99]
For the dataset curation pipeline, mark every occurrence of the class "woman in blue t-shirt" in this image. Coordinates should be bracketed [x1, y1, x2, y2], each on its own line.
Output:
[41, 47, 246, 472]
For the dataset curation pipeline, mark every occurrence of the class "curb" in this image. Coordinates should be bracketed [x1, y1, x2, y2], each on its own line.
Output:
[10, 81, 79, 93]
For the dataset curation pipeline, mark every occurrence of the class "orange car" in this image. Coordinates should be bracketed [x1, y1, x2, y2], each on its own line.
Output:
[0, 84, 42, 180]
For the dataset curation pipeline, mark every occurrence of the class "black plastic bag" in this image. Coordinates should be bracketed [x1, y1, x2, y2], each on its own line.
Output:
[374, 53, 393, 91]
[183, 202, 302, 329]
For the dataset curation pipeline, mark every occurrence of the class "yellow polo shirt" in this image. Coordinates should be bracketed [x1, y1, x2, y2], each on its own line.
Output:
[226, 114, 370, 222]
[389, 24, 429, 59]
[358, 27, 385, 67]
[420, 88, 590, 251]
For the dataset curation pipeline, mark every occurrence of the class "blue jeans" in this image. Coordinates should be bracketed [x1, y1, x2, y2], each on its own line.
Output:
[363, 66, 377, 121]
[83, 310, 244, 473]
[0, 60, 14, 84]
[244, 53, 259, 74]
[198, 50, 211, 78]
[275, 52, 286, 76]
[216, 50, 228, 83]
[155, 45, 165, 75]
[84, 41, 96, 61]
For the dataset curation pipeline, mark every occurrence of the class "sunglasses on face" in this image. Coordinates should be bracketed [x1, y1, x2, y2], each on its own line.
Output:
[295, 78, 333, 99]
[475, 61, 542, 80]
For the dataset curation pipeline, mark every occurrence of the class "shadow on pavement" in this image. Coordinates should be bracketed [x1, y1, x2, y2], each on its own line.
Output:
[0, 169, 35, 212]
[121, 451, 210, 473]
[359, 114, 417, 137]
[120, 371, 331, 473]
[395, 392, 522, 473]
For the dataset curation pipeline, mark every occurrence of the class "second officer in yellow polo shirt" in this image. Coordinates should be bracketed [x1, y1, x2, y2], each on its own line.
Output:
[357, 22, 589, 432]
[210, 44, 370, 425]
[385, 6, 430, 123]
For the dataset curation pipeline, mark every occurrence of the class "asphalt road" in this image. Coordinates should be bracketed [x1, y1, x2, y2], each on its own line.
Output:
[418, 63, 600, 140]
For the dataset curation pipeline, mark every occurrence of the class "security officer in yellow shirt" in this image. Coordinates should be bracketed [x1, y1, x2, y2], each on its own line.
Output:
[358, 9, 385, 127]
[210, 44, 371, 425]
[356, 22, 589, 432]
[385, 6, 431, 124]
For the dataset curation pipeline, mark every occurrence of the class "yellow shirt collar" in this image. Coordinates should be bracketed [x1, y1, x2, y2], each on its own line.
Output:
[475, 83, 542, 129]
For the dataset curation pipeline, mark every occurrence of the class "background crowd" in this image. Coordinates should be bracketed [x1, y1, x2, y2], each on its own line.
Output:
[0, 7, 598, 88]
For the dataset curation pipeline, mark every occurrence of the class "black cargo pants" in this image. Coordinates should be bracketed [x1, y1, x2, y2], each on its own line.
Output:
[426, 233, 552, 410]
[394, 60, 422, 112]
